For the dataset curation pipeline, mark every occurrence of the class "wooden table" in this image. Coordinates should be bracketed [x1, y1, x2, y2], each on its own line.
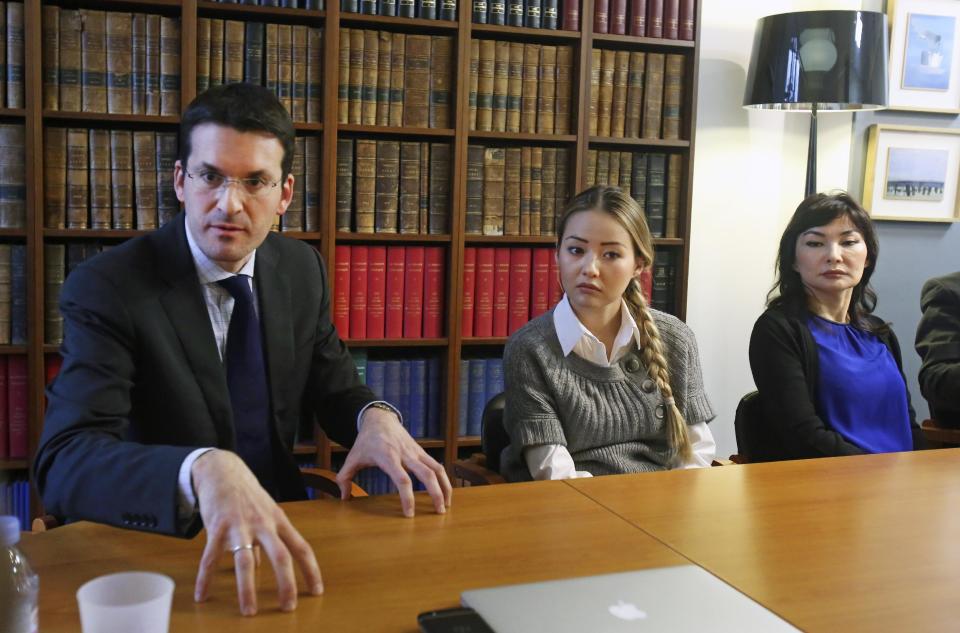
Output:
[22, 480, 684, 632]
[568, 449, 960, 633]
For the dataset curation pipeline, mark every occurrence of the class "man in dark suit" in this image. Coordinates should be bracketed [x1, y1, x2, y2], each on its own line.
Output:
[916, 271, 960, 428]
[34, 84, 452, 616]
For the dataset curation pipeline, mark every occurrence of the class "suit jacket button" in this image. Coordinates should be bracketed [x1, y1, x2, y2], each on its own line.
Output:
[655, 404, 665, 419]
[641, 379, 655, 393]
[625, 358, 641, 373]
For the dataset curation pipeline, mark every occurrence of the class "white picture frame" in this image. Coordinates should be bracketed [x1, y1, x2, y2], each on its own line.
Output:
[888, 0, 960, 113]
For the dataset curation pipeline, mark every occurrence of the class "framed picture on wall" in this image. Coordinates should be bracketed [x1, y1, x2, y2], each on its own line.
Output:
[888, 0, 960, 112]
[863, 124, 960, 222]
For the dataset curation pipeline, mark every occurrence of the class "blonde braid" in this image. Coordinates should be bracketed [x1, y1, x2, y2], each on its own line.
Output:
[624, 279, 692, 463]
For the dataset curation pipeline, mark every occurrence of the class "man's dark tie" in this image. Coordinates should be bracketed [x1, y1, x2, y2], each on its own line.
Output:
[217, 275, 276, 495]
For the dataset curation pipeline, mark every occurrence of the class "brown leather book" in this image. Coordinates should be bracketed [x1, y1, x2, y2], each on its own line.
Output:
[504, 42, 522, 134]
[619, 151, 633, 196]
[0, 243, 10, 343]
[529, 147, 542, 236]
[59, 9, 82, 112]
[540, 147, 556, 234]
[282, 137, 305, 232]
[155, 132, 178, 226]
[665, 153, 681, 237]
[679, 0, 694, 40]
[335, 139, 353, 231]
[307, 27, 323, 123]
[585, 149, 597, 186]
[503, 147, 521, 236]
[44, 243, 65, 344]
[554, 148, 569, 223]
[291, 25, 309, 122]
[625, 51, 645, 138]
[42, 5, 59, 110]
[554, 45, 573, 135]
[132, 131, 157, 229]
[630, 0, 647, 36]
[593, 0, 609, 34]
[196, 18, 210, 94]
[389, 32, 405, 127]
[642, 52, 664, 139]
[224, 20, 245, 85]
[106, 12, 133, 115]
[418, 141, 429, 231]
[354, 139, 377, 232]
[589, 48, 601, 136]
[608, 149, 620, 186]
[376, 31, 392, 126]
[403, 35, 431, 127]
[662, 53, 684, 140]
[361, 29, 379, 126]
[348, 28, 364, 124]
[337, 27, 350, 123]
[610, 0, 627, 35]
[304, 135, 321, 231]
[482, 147, 505, 236]
[88, 129, 112, 229]
[537, 46, 557, 134]
[375, 141, 400, 233]
[430, 36, 453, 129]
[131, 14, 145, 113]
[597, 49, 615, 137]
[264, 23, 278, 98]
[209, 18, 224, 89]
[110, 130, 134, 229]
[663, 0, 679, 39]
[595, 149, 609, 185]
[400, 142, 421, 234]
[611, 50, 629, 138]
[465, 144, 484, 235]
[44, 127, 67, 229]
[0, 124, 24, 228]
[5, 2, 23, 109]
[519, 146, 531, 235]
[492, 40, 509, 132]
[428, 143, 450, 234]
[81, 10, 107, 113]
[144, 14, 161, 114]
[476, 39, 495, 132]
[278, 24, 294, 114]
[646, 0, 663, 38]
[468, 40, 479, 131]
[521, 43, 540, 133]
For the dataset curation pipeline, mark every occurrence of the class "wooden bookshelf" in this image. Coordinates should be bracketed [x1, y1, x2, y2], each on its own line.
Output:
[12, 0, 702, 518]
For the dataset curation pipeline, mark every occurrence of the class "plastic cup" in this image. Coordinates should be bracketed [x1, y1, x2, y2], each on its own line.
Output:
[76, 572, 175, 633]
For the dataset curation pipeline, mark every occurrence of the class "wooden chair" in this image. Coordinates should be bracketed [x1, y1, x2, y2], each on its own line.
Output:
[453, 392, 507, 486]
[921, 419, 960, 448]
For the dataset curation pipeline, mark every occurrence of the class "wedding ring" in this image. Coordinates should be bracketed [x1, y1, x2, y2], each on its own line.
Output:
[230, 543, 255, 555]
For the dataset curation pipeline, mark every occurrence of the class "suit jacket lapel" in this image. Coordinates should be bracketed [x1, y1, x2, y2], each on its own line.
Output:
[254, 236, 295, 433]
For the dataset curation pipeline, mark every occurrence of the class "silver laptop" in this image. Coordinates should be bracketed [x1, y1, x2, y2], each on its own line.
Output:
[461, 565, 800, 632]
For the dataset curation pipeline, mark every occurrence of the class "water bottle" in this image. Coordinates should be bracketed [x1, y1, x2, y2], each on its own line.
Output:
[0, 515, 38, 633]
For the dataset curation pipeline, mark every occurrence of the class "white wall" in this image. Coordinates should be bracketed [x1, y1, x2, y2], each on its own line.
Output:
[688, 0, 869, 457]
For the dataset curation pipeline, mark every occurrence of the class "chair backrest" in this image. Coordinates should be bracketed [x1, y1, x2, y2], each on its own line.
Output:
[734, 391, 762, 462]
[481, 392, 508, 474]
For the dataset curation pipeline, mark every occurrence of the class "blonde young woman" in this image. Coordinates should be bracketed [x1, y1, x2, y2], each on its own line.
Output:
[499, 185, 716, 481]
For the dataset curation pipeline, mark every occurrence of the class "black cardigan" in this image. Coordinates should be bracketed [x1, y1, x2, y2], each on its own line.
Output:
[747, 308, 924, 461]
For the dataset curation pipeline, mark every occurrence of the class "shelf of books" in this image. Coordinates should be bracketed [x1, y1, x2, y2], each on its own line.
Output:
[5, 0, 699, 522]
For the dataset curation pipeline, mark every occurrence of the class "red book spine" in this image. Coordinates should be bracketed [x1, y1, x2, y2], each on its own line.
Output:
[461, 247, 476, 338]
[473, 247, 495, 337]
[385, 246, 406, 338]
[629, 0, 647, 36]
[7, 355, 27, 459]
[530, 248, 551, 318]
[678, 0, 694, 40]
[663, 0, 679, 39]
[349, 245, 369, 340]
[640, 267, 653, 303]
[0, 357, 6, 458]
[366, 246, 387, 339]
[562, 0, 580, 31]
[45, 353, 64, 385]
[423, 246, 445, 338]
[610, 0, 627, 35]
[646, 0, 663, 38]
[548, 252, 563, 307]
[492, 248, 511, 337]
[403, 246, 426, 338]
[333, 245, 352, 338]
[507, 247, 532, 335]
[593, 0, 609, 34]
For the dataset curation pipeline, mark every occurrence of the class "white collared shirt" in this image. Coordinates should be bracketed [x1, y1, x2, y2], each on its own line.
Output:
[523, 295, 716, 480]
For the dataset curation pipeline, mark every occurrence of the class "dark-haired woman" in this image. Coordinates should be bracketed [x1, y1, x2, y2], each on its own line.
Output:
[748, 192, 925, 461]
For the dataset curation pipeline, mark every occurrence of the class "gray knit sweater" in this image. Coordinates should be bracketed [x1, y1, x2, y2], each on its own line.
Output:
[500, 308, 715, 482]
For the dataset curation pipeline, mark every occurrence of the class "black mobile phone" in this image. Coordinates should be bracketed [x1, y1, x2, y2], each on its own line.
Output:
[417, 607, 496, 633]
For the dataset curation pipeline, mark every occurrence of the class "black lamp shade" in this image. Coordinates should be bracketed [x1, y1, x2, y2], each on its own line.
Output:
[743, 10, 888, 111]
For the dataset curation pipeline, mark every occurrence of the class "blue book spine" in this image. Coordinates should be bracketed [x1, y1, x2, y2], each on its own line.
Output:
[366, 360, 386, 400]
[408, 358, 427, 438]
[351, 349, 368, 385]
[383, 361, 402, 419]
[458, 359, 469, 436]
[485, 357, 504, 403]
[11, 245, 26, 345]
[16, 480, 27, 531]
[426, 357, 442, 438]
[398, 360, 411, 433]
[467, 359, 487, 437]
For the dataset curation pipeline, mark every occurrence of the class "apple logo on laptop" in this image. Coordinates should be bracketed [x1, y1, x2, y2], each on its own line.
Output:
[609, 600, 648, 621]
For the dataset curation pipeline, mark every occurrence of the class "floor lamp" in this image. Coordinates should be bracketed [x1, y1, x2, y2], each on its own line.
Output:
[743, 10, 888, 198]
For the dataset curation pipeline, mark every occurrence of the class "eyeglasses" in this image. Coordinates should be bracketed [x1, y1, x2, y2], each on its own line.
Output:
[184, 169, 281, 199]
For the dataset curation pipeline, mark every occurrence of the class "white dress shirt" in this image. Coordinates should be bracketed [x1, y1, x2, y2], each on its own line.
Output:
[523, 295, 716, 480]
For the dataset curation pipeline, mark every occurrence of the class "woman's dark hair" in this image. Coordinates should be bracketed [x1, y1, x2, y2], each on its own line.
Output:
[767, 191, 884, 332]
[179, 83, 296, 178]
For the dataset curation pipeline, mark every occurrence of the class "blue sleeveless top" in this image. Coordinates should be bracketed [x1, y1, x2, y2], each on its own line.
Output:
[808, 316, 912, 453]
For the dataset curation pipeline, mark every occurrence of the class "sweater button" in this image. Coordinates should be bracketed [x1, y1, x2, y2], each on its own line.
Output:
[625, 358, 640, 372]
[655, 404, 665, 419]
[641, 379, 655, 393]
